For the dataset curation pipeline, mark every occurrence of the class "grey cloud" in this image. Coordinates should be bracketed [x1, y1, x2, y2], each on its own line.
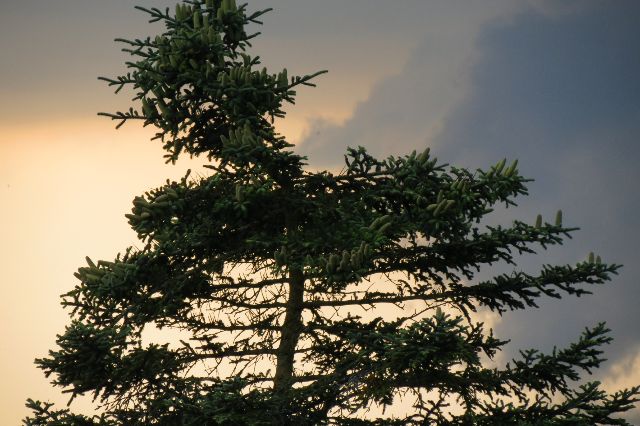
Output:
[295, 1, 522, 168]
[524, 0, 603, 17]
[296, 0, 640, 417]
[0, 0, 179, 121]
[0, 0, 511, 123]
[432, 1, 640, 366]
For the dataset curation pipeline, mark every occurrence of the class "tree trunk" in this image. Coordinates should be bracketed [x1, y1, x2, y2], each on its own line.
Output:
[273, 267, 305, 393]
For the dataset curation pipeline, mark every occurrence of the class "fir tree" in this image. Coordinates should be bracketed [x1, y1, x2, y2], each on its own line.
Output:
[26, 1, 639, 424]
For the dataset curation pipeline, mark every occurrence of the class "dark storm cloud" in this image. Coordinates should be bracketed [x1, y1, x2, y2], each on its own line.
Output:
[297, 0, 640, 410]
[433, 0, 640, 366]
[435, 4, 640, 417]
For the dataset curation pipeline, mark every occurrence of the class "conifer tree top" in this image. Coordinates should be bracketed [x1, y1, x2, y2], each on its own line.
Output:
[99, 0, 325, 184]
[26, 1, 639, 424]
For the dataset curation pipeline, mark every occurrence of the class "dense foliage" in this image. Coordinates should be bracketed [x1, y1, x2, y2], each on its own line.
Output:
[26, 1, 639, 424]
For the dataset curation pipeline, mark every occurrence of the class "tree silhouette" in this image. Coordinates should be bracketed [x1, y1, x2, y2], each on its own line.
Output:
[26, 1, 639, 424]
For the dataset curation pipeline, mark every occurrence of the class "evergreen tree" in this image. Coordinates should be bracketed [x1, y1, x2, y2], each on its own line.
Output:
[26, 1, 639, 424]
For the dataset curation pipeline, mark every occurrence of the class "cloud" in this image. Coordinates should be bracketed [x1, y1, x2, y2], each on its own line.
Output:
[296, 4, 640, 422]
[294, 0, 525, 168]
[524, 0, 602, 18]
[292, 0, 608, 169]
[600, 346, 640, 423]
[430, 0, 640, 368]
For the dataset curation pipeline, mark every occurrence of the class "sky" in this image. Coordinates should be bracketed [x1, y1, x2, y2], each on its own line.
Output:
[1, 0, 639, 423]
